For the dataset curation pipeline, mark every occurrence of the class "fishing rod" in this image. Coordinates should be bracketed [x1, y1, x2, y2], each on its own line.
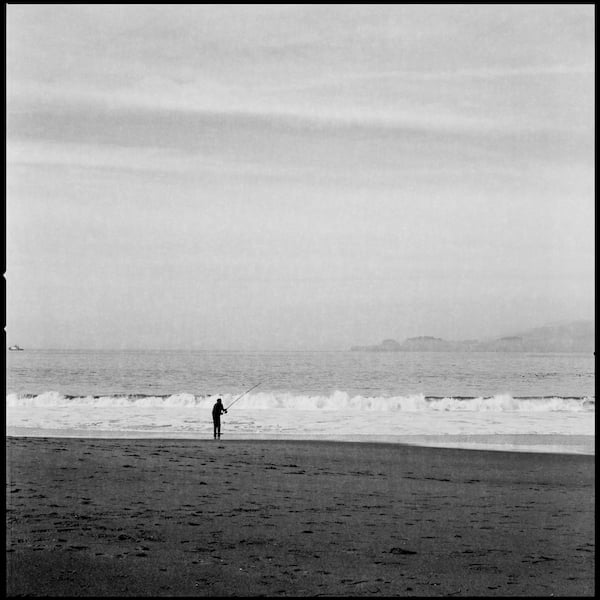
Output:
[225, 382, 262, 411]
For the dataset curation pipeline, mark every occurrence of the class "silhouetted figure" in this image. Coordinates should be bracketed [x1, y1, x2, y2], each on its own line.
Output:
[212, 398, 227, 439]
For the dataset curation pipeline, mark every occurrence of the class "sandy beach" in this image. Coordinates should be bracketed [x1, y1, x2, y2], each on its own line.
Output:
[6, 436, 595, 596]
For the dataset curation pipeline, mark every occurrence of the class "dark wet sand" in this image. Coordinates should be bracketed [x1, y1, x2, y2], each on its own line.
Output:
[6, 436, 595, 596]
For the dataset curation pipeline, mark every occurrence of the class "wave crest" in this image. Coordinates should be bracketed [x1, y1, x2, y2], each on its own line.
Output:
[6, 391, 595, 412]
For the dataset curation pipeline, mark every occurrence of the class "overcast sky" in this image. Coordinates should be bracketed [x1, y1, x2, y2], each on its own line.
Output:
[6, 4, 595, 350]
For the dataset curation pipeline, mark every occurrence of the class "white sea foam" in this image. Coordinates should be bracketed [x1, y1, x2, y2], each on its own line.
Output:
[7, 391, 594, 453]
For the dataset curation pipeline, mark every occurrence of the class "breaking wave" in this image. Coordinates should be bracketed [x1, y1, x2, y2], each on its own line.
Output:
[6, 391, 595, 412]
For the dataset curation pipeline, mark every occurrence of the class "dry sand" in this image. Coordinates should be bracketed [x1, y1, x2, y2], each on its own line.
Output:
[6, 436, 595, 596]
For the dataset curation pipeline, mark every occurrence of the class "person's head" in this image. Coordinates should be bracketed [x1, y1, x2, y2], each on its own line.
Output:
[217, 398, 222, 404]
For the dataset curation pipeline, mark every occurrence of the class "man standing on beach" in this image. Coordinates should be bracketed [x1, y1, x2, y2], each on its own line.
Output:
[212, 398, 227, 439]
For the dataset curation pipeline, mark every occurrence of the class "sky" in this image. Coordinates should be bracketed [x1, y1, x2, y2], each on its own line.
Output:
[5, 4, 595, 350]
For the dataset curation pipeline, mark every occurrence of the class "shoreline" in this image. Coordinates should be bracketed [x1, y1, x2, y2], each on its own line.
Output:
[6, 436, 595, 596]
[6, 428, 595, 455]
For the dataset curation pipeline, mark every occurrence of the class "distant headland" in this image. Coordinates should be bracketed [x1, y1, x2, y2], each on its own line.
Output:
[351, 320, 595, 353]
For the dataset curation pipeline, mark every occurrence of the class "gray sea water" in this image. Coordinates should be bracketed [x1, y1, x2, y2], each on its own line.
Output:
[6, 349, 595, 453]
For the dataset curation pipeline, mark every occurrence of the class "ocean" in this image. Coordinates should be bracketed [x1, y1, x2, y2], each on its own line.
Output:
[6, 349, 595, 454]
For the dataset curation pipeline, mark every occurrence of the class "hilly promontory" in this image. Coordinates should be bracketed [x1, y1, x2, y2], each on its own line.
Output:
[350, 320, 594, 353]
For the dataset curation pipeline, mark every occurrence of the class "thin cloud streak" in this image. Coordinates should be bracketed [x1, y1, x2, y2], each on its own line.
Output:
[7, 98, 593, 180]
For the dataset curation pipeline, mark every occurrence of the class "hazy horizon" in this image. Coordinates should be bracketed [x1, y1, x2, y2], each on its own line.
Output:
[6, 5, 595, 351]
[8, 317, 594, 353]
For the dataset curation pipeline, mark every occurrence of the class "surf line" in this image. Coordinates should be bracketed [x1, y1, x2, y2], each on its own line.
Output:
[225, 382, 262, 411]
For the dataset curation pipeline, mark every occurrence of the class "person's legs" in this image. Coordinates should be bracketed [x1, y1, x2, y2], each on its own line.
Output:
[213, 419, 218, 439]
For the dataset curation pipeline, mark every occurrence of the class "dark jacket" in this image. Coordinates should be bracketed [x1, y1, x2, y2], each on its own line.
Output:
[212, 402, 226, 420]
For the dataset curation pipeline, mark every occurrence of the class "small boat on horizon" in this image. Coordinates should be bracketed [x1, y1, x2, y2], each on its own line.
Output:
[8, 345, 24, 351]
